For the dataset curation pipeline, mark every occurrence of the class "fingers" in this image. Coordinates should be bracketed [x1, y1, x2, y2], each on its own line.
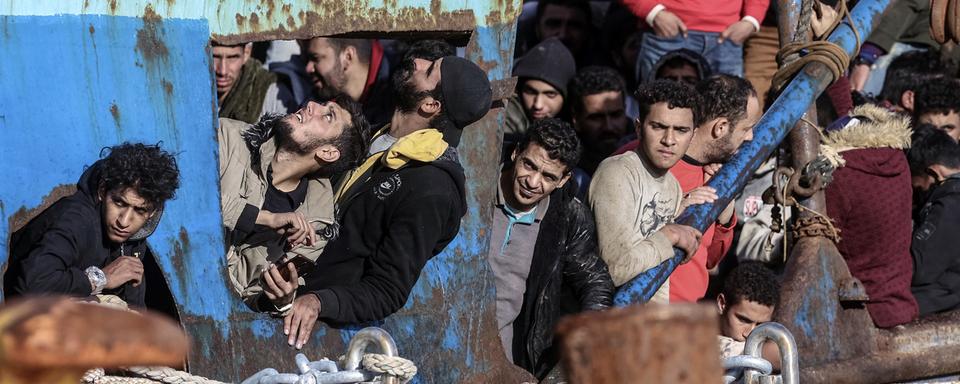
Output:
[284, 312, 293, 336]
[296, 314, 316, 349]
[679, 20, 688, 38]
[287, 307, 301, 346]
[286, 262, 299, 283]
[262, 266, 282, 300]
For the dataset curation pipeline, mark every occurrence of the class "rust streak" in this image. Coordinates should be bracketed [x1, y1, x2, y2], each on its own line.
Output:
[7, 185, 77, 235]
[135, 6, 169, 60]
[161, 80, 174, 96]
[108, 0, 118, 14]
[109, 103, 121, 128]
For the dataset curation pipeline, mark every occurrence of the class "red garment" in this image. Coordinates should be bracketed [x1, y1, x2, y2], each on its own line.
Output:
[825, 148, 918, 328]
[359, 40, 384, 103]
[622, 0, 769, 33]
[668, 159, 737, 302]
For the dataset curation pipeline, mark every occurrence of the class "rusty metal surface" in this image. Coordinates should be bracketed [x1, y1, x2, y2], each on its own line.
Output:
[0, 1, 529, 383]
[556, 304, 723, 384]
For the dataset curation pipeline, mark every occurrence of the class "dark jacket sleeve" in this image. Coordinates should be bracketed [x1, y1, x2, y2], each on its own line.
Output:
[911, 195, 960, 287]
[312, 189, 458, 324]
[17, 208, 94, 296]
[561, 199, 614, 311]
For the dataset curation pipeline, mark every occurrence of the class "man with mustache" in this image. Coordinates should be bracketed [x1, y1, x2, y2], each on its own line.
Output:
[300, 37, 393, 128]
[569, 66, 632, 175]
[213, 41, 297, 124]
[6, 143, 180, 307]
[262, 54, 492, 349]
[217, 94, 369, 311]
[589, 80, 703, 304]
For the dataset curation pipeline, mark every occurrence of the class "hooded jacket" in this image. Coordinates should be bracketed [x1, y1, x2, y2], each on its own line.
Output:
[823, 104, 918, 328]
[648, 49, 712, 83]
[911, 173, 960, 316]
[217, 118, 335, 310]
[299, 128, 467, 325]
[5, 161, 161, 306]
[509, 180, 614, 379]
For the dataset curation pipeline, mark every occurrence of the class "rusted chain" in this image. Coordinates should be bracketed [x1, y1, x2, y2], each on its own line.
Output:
[792, 214, 841, 243]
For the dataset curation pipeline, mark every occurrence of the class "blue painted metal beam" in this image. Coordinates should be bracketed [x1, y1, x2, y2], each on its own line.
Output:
[613, 0, 891, 306]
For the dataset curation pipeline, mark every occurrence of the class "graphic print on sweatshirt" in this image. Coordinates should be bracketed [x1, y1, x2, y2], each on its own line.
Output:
[640, 192, 676, 236]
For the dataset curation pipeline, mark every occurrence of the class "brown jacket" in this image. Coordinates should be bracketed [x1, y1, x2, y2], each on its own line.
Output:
[217, 118, 335, 309]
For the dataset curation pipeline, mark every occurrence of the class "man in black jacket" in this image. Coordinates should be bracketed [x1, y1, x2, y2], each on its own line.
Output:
[491, 118, 614, 378]
[262, 54, 492, 349]
[5, 143, 180, 306]
[908, 126, 960, 316]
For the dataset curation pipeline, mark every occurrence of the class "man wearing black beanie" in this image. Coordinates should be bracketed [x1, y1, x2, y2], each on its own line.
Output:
[262, 53, 493, 349]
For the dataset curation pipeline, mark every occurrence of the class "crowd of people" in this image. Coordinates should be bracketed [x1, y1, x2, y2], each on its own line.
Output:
[4, 0, 960, 380]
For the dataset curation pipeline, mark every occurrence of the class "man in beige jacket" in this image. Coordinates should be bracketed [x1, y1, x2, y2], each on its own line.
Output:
[588, 80, 703, 303]
[218, 94, 368, 311]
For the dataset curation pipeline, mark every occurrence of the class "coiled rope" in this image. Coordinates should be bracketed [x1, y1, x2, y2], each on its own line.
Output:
[771, 0, 860, 94]
[931, 0, 960, 44]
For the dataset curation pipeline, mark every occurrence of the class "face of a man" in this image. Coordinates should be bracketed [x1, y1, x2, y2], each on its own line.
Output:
[280, 100, 349, 155]
[709, 95, 762, 163]
[638, 102, 695, 173]
[303, 38, 349, 100]
[508, 142, 571, 211]
[393, 57, 443, 114]
[719, 297, 775, 342]
[574, 91, 629, 156]
[912, 173, 936, 193]
[520, 79, 564, 120]
[918, 110, 960, 141]
[100, 188, 155, 244]
[213, 45, 250, 98]
[657, 63, 699, 85]
[537, 4, 589, 56]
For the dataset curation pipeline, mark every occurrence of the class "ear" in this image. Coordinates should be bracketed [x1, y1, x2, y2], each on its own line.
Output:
[557, 172, 573, 188]
[634, 118, 643, 137]
[341, 46, 356, 70]
[314, 144, 342, 164]
[902, 90, 915, 112]
[420, 97, 442, 115]
[242, 42, 253, 63]
[711, 117, 730, 139]
[717, 293, 727, 315]
[97, 183, 106, 202]
[510, 146, 519, 163]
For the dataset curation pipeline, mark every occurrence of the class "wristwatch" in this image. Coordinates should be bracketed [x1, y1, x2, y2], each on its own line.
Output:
[85, 266, 107, 295]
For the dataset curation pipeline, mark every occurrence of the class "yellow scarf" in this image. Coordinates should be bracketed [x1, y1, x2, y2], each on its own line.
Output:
[334, 128, 448, 202]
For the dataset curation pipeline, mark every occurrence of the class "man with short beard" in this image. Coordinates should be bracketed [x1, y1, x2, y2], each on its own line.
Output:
[214, 42, 297, 124]
[612, 74, 761, 302]
[300, 37, 393, 127]
[217, 94, 368, 311]
[262, 55, 492, 349]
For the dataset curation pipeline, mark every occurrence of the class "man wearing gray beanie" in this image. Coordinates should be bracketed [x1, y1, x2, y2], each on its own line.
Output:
[504, 38, 577, 153]
[262, 53, 493, 347]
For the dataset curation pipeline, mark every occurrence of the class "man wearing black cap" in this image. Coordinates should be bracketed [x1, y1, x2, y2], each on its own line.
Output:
[503, 37, 577, 152]
[262, 54, 492, 348]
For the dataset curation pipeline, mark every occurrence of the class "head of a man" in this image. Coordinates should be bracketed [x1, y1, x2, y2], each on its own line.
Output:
[212, 42, 252, 100]
[514, 38, 577, 121]
[634, 80, 701, 174]
[391, 55, 492, 146]
[569, 66, 630, 157]
[914, 78, 960, 142]
[258, 94, 369, 177]
[717, 262, 780, 342]
[654, 49, 711, 86]
[535, 0, 592, 57]
[506, 118, 581, 211]
[301, 37, 373, 101]
[401, 39, 456, 63]
[879, 50, 945, 113]
[97, 143, 180, 244]
[908, 124, 960, 194]
[693, 75, 762, 163]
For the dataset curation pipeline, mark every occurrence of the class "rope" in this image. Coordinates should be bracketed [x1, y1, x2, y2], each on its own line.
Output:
[930, 0, 960, 44]
[82, 367, 229, 384]
[362, 353, 418, 383]
[770, 0, 860, 94]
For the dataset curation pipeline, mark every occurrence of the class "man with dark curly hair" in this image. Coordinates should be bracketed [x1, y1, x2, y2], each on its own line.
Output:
[490, 118, 614, 378]
[5, 143, 180, 307]
[569, 66, 632, 175]
[914, 78, 960, 141]
[218, 93, 369, 312]
[716, 261, 780, 359]
[589, 79, 703, 303]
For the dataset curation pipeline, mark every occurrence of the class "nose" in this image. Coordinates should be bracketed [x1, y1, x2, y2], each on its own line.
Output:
[305, 61, 316, 75]
[745, 129, 755, 142]
[214, 59, 226, 75]
[116, 208, 133, 229]
[527, 172, 543, 190]
[661, 129, 677, 146]
[532, 95, 544, 110]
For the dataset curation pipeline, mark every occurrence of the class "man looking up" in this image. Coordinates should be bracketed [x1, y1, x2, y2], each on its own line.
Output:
[491, 118, 614, 378]
[569, 66, 632, 175]
[213, 41, 296, 124]
[5, 143, 180, 307]
[263, 55, 492, 348]
[503, 38, 577, 152]
[300, 37, 392, 127]
[218, 94, 369, 311]
[589, 80, 703, 303]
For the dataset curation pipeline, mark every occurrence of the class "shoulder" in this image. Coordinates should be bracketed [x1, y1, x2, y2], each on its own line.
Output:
[218, 118, 251, 139]
[594, 152, 642, 179]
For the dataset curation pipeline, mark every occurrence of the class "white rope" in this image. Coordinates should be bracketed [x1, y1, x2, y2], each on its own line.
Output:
[81, 367, 229, 384]
[361, 353, 418, 383]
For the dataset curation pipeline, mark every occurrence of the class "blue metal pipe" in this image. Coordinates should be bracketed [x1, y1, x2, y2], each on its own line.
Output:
[613, 0, 891, 306]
